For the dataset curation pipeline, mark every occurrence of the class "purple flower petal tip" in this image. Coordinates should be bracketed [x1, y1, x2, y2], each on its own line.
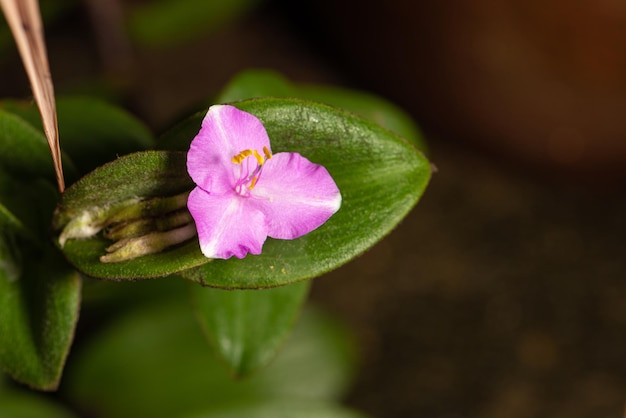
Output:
[186, 105, 341, 260]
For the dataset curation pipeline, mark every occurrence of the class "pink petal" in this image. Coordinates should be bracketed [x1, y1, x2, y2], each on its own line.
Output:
[187, 187, 268, 259]
[187, 105, 271, 194]
[249, 152, 341, 240]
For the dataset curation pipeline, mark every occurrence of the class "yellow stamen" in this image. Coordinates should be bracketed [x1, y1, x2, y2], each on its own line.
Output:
[231, 149, 253, 164]
[253, 149, 264, 165]
[249, 176, 258, 189]
[263, 146, 272, 160]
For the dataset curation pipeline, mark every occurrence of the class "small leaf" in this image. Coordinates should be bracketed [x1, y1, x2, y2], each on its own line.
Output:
[215, 69, 428, 151]
[53, 151, 204, 279]
[53, 151, 192, 228]
[64, 303, 357, 418]
[192, 280, 311, 377]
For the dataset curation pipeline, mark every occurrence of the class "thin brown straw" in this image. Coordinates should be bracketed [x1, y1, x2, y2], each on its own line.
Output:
[0, 0, 64, 192]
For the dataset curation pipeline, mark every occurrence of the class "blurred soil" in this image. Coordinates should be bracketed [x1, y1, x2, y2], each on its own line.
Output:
[1, 2, 625, 417]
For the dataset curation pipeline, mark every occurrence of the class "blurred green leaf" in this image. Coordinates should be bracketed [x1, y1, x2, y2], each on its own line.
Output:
[184, 400, 368, 418]
[127, 0, 261, 47]
[216, 69, 427, 152]
[54, 97, 154, 174]
[0, 380, 76, 418]
[80, 274, 191, 312]
[192, 281, 311, 377]
[216, 70, 294, 101]
[1, 97, 154, 176]
[0, 109, 77, 183]
[64, 302, 357, 418]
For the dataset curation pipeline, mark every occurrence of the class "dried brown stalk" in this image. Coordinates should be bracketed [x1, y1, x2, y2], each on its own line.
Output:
[0, 0, 64, 191]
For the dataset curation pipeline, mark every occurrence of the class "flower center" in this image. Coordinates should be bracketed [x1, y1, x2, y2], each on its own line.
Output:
[231, 146, 272, 196]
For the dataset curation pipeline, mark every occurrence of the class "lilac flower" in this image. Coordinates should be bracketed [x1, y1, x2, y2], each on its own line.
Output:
[186, 105, 341, 259]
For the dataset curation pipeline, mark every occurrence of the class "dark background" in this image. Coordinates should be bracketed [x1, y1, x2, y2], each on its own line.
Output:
[1, 1, 625, 417]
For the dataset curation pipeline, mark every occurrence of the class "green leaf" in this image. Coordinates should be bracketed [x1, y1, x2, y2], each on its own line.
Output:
[0, 109, 77, 182]
[0, 204, 25, 283]
[55, 97, 154, 174]
[53, 151, 204, 279]
[1, 97, 154, 176]
[64, 303, 357, 418]
[56, 98, 429, 285]
[0, 243, 81, 390]
[0, 170, 61, 242]
[297, 85, 427, 152]
[80, 274, 191, 313]
[215, 70, 294, 102]
[215, 69, 428, 152]
[176, 98, 431, 288]
[0, 172, 42, 250]
[0, 165, 81, 391]
[0, 381, 76, 418]
[127, 0, 261, 47]
[53, 152, 191, 227]
[192, 280, 311, 377]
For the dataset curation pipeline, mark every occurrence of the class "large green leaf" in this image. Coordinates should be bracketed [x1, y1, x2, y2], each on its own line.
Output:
[55, 98, 430, 286]
[63, 303, 358, 418]
[0, 102, 83, 391]
[176, 98, 430, 287]
[0, 169, 81, 390]
[192, 281, 311, 377]
[215, 69, 428, 152]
